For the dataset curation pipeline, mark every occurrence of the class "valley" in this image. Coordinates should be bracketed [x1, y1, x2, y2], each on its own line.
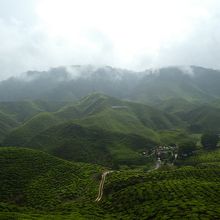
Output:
[1, 66, 220, 219]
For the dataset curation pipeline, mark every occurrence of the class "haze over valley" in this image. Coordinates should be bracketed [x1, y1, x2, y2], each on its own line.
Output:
[1, 0, 220, 219]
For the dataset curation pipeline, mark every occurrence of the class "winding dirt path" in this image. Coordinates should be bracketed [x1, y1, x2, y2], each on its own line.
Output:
[95, 171, 113, 202]
[95, 159, 161, 202]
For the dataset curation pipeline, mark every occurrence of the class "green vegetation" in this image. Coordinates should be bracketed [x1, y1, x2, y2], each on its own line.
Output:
[183, 105, 220, 133]
[201, 133, 219, 150]
[0, 100, 67, 122]
[3, 147, 220, 219]
[3, 93, 185, 147]
[3, 112, 62, 146]
[0, 101, 67, 144]
[4, 93, 184, 146]
[102, 167, 220, 219]
[178, 148, 220, 167]
[0, 147, 103, 207]
[158, 129, 199, 146]
[3, 92, 219, 151]
[1, 73, 220, 219]
[26, 123, 155, 167]
[0, 111, 18, 143]
[178, 140, 198, 157]
[2, 93, 189, 168]
[0, 147, 107, 219]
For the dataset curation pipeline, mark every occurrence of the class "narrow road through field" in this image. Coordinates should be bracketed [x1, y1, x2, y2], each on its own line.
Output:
[95, 171, 113, 202]
[95, 159, 161, 202]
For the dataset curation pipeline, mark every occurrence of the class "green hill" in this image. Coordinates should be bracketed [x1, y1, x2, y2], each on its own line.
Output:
[1, 66, 220, 219]
[0, 147, 105, 219]
[59, 93, 183, 139]
[0, 101, 66, 123]
[177, 148, 220, 167]
[0, 101, 68, 143]
[0, 111, 18, 143]
[4, 93, 184, 147]
[152, 98, 198, 116]
[26, 123, 156, 167]
[181, 105, 220, 133]
[102, 166, 220, 219]
[2, 147, 220, 219]
[3, 112, 62, 146]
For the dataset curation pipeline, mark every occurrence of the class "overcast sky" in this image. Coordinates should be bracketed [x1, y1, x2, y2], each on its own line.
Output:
[0, 0, 220, 79]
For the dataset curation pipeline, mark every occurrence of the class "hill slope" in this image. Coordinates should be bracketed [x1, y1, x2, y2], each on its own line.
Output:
[26, 123, 156, 167]
[2, 147, 220, 219]
[0, 111, 18, 143]
[0, 101, 68, 143]
[0, 147, 105, 219]
[3, 93, 183, 147]
[71, 93, 183, 135]
[181, 105, 220, 133]
[102, 166, 220, 219]
[0, 100, 67, 122]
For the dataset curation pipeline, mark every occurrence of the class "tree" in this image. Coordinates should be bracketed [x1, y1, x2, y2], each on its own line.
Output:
[201, 133, 219, 150]
[178, 141, 197, 156]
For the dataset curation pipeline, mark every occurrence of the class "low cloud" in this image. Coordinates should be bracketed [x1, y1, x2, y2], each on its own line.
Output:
[1, 0, 220, 79]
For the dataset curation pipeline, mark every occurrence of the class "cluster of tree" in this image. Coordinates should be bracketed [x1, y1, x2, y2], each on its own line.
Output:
[178, 140, 197, 157]
[178, 133, 219, 157]
[201, 133, 219, 150]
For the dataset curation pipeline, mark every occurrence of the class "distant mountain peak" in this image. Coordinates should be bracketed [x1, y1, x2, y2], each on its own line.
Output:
[0, 65, 220, 103]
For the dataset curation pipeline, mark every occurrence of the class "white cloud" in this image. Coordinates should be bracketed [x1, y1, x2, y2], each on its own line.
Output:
[0, 0, 220, 78]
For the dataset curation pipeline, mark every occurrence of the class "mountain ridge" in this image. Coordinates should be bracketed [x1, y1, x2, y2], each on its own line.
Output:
[0, 65, 220, 104]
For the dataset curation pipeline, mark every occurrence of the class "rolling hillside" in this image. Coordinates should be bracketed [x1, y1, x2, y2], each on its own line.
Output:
[0, 100, 67, 122]
[67, 94, 180, 142]
[177, 148, 220, 167]
[0, 111, 18, 143]
[102, 166, 220, 219]
[0, 101, 68, 143]
[3, 93, 184, 148]
[3, 112, 63, 146]
[26, 123, 156, 167]
[0, 147, 105, 219]
[2, 147, 220, 219]
[181, 105, 220, 133]
[1, 65, 220, 219]
[152, 98, 198, 116]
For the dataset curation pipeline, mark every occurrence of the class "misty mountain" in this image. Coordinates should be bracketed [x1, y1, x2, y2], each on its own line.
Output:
[0, 100, 67, 142]
[1, 65, 220, 104]
[3, 93, 182, 147]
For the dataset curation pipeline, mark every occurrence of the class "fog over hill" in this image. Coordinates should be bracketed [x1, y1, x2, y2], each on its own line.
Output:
[0, 65, 220, 104]
[2, 1, 220, 219]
